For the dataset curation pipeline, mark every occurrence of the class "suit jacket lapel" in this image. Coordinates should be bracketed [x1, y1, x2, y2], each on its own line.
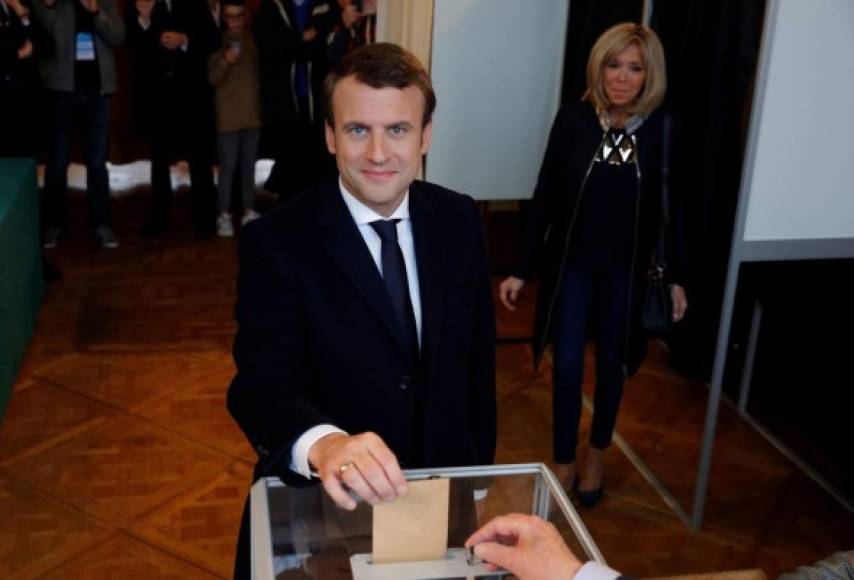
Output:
[317, 183, 411, 360]
[409, 182, 448, 374]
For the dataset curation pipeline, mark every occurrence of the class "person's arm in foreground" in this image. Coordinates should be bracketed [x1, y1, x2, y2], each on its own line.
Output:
[466, 514, 623, 580]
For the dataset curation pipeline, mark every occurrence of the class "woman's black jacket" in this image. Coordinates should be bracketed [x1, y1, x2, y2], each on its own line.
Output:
[514, 100, 687, 376]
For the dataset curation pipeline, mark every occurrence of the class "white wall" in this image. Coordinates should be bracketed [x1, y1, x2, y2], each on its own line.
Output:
[425, 0, 569, 200]
[742, 0, 854, 243]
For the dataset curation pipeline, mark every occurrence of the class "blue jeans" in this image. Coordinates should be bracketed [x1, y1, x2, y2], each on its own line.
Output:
[217, 129, 261, 213]
[552, 267, 630, 463]
[44, 90, 111, 229]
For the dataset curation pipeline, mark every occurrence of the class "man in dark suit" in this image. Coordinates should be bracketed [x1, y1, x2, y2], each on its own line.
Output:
[227, 42, 496, 576]
[127, 0, 219, 237]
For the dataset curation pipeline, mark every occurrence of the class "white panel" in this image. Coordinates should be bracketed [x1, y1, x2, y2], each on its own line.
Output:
[743, 0, 854, 242]
[425, 0, 569, 200]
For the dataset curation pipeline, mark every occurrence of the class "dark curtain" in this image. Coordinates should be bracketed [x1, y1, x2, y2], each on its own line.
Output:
[561, 0, 643, 103]
[650, 0, 767, 380]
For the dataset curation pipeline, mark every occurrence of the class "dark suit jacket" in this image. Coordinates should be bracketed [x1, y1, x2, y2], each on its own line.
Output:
[228, 177, 497, 484]
[125, 0, 219, 135]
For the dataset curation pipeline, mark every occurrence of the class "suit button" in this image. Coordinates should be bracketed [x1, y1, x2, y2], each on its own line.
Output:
[398, 382, 409, 390]
[256, 445, 270, 457]
[399, 375, 411, 390]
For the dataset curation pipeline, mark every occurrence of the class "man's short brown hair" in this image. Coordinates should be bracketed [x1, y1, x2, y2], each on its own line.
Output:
[323, 43, 437, 128]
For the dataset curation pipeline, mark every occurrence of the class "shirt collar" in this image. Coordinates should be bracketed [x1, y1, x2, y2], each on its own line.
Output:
[338, 177, 410, 226]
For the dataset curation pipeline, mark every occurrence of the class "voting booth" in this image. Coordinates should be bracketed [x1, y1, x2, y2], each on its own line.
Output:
[250, 463, 604, 579]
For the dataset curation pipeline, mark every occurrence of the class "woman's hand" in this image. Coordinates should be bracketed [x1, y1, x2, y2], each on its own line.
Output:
[670, 284, 687, 322]
[498, 276, 525, 311]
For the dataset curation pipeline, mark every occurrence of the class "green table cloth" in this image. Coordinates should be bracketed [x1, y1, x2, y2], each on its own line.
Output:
[0, 158, 43, 420]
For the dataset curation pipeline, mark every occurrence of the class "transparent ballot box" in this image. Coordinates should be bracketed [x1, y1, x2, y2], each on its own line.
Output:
[250, 463, 605, 579]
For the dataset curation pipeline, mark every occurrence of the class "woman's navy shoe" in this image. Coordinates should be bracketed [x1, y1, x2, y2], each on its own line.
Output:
[577, 484, 604, 508]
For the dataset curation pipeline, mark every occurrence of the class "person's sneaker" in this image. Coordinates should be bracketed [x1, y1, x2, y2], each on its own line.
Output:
[94, 226, 120, 249]
[217, 212, 234, 237]
[43, 227, 63, 249]
[241, 209, 261, 227]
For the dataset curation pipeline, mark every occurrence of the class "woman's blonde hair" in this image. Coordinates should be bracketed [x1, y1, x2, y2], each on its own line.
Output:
[585, 22, 666, 117]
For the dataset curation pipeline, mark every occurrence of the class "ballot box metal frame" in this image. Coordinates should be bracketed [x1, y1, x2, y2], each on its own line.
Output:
[250, 462, 605, 579]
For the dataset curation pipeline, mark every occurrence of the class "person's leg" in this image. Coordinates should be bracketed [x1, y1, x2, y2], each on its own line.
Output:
[82, 94, 112, 230]
[551, 267, 594, 483]
[142, 104, 176, 235]
[583, 269, 632, 493]
[217, 131, 239, 213]
[189, 108, 217, 237]
[216, 131, 239, 237]
[43, 90, 74, 234]
[239, 129, 261, 212]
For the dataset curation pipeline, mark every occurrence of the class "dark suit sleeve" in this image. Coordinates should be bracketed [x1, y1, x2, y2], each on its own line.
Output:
[515, 106, 574, 281]
[227, 221, 334, 479]
[466, 199, 497, 465]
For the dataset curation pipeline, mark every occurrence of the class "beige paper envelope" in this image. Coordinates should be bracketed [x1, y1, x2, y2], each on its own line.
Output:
[372, 478, 450, 564]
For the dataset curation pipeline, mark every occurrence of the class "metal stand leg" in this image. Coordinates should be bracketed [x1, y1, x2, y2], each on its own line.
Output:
[738, 301, 763, 416]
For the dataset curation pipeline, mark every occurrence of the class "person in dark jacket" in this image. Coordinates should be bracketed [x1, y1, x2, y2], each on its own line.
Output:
[227, 43, 496, 578]
[34, 0, 125, 250]
[127, 0, 220, 238]
[0, 0, 50, 157]
[498, 23, 688, 507]
[253, 0, 336, 202]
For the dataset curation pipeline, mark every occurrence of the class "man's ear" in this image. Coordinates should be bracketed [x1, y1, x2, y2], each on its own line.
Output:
[325, 122, 337, 155]
[420, 121, 433, 155]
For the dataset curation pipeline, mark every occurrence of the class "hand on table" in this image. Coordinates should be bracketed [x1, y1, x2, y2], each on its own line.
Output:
[465, 513, 583, 580]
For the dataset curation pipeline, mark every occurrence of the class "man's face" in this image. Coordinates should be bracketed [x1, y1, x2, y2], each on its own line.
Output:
[325, 76, 432, 217]
[223, 6, 246, 33]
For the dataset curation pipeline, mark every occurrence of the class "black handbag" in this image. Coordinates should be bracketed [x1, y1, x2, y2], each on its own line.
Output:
[642, 115, 673, 333]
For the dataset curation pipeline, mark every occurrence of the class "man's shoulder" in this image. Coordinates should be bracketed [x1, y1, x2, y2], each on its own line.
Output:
[243, 179, 337, 243]
[411, 180, 478, 213]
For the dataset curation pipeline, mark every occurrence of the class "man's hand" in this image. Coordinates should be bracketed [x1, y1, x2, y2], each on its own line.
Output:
[498, 276, 525, 311]
[302, 27, 318, 41]
[160, 31, 188, 50]
[17, 40, 33, 59]
[224, 47, 240, 64]
[79, 0, 99, 13]
[135, 0, 155, 25]
[465, 514, 583, 580]
[308, 432, 408, 510]
[6, 0, 28, 18]
[670, 283, 688, 322]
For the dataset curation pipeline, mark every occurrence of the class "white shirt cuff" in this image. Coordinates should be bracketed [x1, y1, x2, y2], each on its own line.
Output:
[290, 424, 348, 479]
[575, 561, 622, 580]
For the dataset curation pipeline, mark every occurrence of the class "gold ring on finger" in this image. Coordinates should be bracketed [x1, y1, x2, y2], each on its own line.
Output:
[338, 462, 354, 475]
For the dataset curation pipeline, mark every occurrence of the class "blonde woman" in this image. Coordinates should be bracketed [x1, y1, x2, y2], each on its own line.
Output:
[499, 23, 688, 507]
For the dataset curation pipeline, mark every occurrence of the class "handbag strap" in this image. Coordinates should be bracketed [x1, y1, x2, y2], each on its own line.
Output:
[654, 114, 672, 267]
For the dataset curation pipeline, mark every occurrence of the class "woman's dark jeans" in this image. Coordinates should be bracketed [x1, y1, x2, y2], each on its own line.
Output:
[552, 267, 631, 463]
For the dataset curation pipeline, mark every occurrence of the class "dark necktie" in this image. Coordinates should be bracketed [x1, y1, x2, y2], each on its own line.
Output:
[369, 219, 419, 364]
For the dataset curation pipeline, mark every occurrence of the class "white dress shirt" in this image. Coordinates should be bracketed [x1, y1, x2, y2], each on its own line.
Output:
[576, 561, 622, 580]
[289, 179, 422, 479]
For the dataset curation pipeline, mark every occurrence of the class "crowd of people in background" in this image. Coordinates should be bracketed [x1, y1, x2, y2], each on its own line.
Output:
[0, 0, 377, 248]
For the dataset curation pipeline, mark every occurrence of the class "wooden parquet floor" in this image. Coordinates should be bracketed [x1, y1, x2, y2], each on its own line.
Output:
[0, 191, 851, 578]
